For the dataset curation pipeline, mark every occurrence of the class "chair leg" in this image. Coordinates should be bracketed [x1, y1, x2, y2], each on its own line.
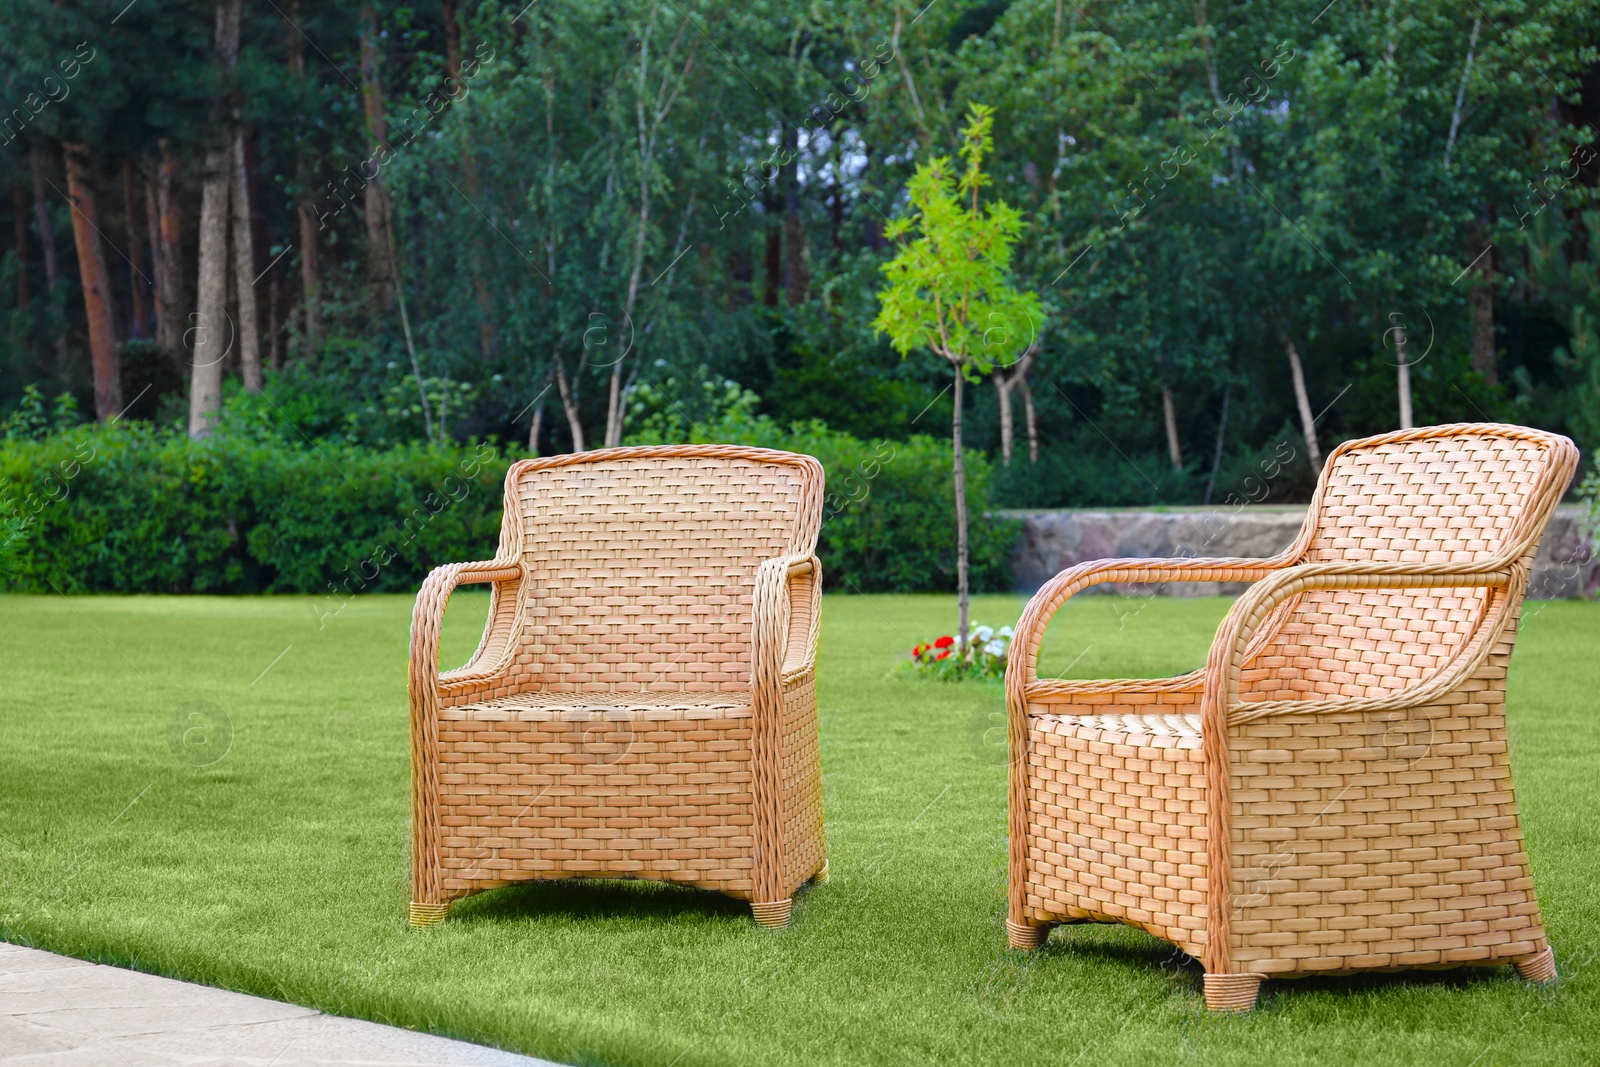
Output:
[1007, 919, 1050, 950]
[812, 860, 829, 884]
[1204, 972, 1262, 1012]
[408, 901, 451, 928]
[752, 899, 793, 928]
[1514, 948, 1557, 983]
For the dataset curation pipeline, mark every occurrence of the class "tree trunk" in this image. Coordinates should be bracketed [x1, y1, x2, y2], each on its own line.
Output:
[1395, 323, 1413, 429]
[190, 0, 242, 438]
[296, 193, 320, 361]
[268, 271, 283, 369]
[1203, 383, 1230, 505]
[123, 160, 149, 338]
[29, 145, 59, 296]
[603, 20, 668, 449]
[359, 1, 396, 310]
[992, 344, 1037, 467]
[245, 130, 270, 288]
[355, 3, 424, 430]
[385, 205, 432, 441]
[1471, 250, 1497, 385]
[783, 215, 808, 304]
[891, 9, 931, 147]
[604, 213, 646, 447]
[952, 367, 970, 656]
[143, 168, 164, 344]
[994, 375, 1014, 466]
[287, 2, 319, 362]
[1279, 327, 1321, 474]
[62, 143, 122, 421]
[553, 345, 585, 452]
[1019, 374, 1038, 463]
[527, 367, 547, 455]
[231, 127, 262, 391]
[150, 141, 184, 355]
[443, 0, 495, 358]
[762, 182, 781, 307]
[1161, 384, 1183, 471]
[11, 181, 28, 308]
[442, 0, 463, 76]
[782, 146, 807, 305]
[190, 136, 231, 435]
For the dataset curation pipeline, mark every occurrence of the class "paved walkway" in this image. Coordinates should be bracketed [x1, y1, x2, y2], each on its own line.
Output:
[0, 942, 560, 1066]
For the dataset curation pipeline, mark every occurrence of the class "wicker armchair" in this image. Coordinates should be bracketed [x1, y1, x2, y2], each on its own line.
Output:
[1005, 423, 1578, 1010]
[408, 445, 827, 928]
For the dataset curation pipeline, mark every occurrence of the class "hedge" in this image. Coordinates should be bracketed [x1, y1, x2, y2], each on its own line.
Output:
[0, 420, 1012, 596]
[0, 424, 506, 594]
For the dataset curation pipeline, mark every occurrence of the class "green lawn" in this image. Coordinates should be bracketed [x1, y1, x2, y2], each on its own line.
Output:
[2, 591, 1597, 1065]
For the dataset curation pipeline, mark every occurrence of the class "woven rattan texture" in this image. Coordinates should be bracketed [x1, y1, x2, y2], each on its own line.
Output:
[1238, 589, 1492, 703]
[1238, 433, 1545, 706]
[1005, 424, 1577, 1009]
[1022, 701, 1209, 958]
[436, 700, 758, 895]
[1303, 434, 1547, 565]
[778, 671, 826, 889]
[1229, 633, 1545, 975]
[409, 445, 827, 924]
[513, 455, 806, 695]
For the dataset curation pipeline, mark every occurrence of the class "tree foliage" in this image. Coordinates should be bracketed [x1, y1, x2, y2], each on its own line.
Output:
[1, 0, 1598, 516]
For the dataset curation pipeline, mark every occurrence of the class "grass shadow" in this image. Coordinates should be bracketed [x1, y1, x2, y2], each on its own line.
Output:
[449, 877, 752, 927]
[1041, 922, 1204, 995]
[1044, 921, 1517, 1005]
[1276, 965, 1512, 1000]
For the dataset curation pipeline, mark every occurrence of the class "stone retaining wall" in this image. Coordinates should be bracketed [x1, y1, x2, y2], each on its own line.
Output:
[1004, 505, 1597, 599]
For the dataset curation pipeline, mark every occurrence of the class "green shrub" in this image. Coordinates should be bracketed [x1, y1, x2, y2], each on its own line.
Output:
[0, 405, 1012, 596]
[0, 423, 506, 594]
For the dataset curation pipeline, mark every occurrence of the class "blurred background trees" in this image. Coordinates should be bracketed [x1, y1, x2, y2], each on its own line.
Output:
[2, 0, 1599, 507]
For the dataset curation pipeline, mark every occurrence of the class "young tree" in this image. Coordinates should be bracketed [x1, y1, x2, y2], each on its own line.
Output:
[874, 103, 1040, 656]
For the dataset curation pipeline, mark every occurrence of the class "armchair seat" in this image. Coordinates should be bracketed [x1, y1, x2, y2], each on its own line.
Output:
[435, 695, 759, 896]
[444, 693, 752, 718]
[1006, 424, 1577, 1010]
[408, 445, 827, 928]
[1033, 710, 1203, 740]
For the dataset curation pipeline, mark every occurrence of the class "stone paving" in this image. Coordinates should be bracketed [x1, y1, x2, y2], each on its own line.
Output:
[0, 942, 559, 1067]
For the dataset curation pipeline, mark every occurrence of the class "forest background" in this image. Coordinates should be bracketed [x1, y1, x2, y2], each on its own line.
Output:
[2, 0, 1598, 593]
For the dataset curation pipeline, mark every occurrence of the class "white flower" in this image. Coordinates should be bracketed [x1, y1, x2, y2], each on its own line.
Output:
[984, 640, 1006, 658]
[973, 625, 994, 642]
[998, 626, 1014, 638]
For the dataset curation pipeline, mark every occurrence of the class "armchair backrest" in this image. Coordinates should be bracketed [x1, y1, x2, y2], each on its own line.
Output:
[498, 445, 823, 697]
[1239, 425, 1577, 704]
[1295, 424, 1577, 568]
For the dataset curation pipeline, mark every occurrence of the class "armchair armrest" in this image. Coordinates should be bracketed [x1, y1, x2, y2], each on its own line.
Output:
[1005, 556, 1289, 713]
[1202, 559, 1524, 727]
[408, 559, 524, 709]
[752, 553, 823, 692]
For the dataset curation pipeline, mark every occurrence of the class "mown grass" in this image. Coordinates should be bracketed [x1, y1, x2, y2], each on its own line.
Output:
[1, 591, 1596, 1065]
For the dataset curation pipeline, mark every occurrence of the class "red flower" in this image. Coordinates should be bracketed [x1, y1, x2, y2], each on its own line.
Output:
[913, 643, 929, 657]
[936, 649, 951, 660]
[933, 635, 955, 649]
